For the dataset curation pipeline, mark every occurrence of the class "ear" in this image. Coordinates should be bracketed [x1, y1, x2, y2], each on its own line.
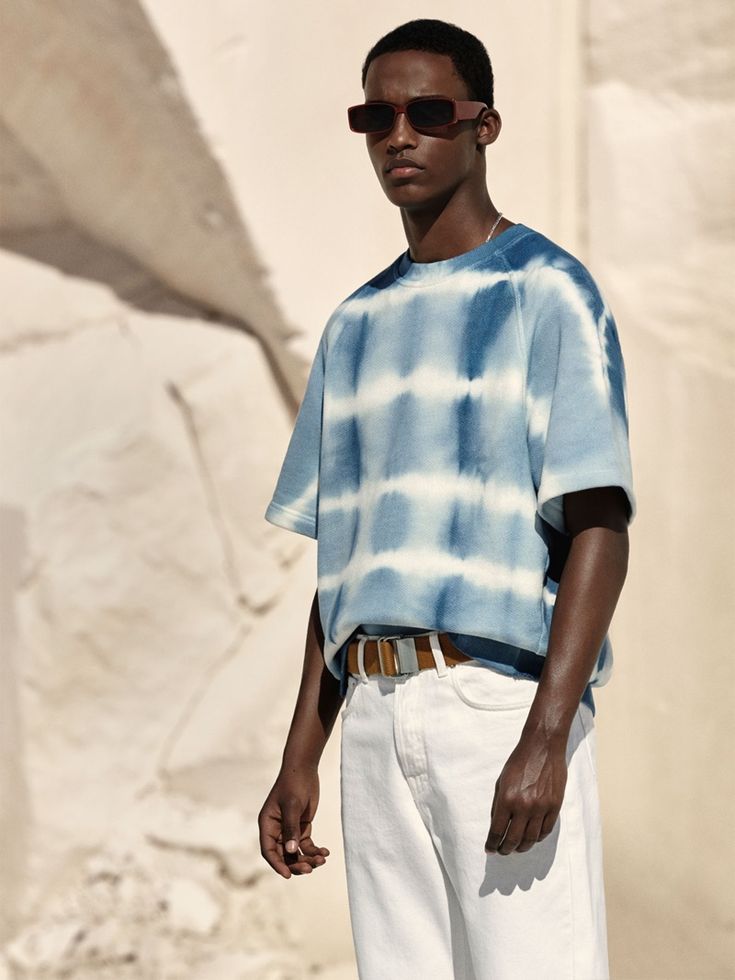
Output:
[477, 108, 502, 149]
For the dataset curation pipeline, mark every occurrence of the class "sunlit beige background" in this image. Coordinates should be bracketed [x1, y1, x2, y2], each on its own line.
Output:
[1, 1, 733, 978]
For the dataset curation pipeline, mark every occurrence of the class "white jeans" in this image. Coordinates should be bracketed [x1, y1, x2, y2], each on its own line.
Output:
[339, 633, 610, 980]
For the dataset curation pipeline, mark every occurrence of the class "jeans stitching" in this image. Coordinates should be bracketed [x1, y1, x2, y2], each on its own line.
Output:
[449, 663, 538, 711]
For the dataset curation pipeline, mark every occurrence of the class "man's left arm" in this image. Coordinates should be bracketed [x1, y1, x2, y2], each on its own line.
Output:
[484, 484, 630, 856]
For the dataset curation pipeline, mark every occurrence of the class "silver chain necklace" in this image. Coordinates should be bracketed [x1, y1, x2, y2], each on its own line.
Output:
[485, 211, 504, 242]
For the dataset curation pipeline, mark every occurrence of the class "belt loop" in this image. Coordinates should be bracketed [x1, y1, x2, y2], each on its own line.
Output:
[428, 632, 448, 677]
[357, 637, 369, 683]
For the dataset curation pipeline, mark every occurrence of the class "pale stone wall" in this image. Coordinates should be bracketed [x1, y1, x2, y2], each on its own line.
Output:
[0, 2, 731, 978]
[586, 4, 735, 978]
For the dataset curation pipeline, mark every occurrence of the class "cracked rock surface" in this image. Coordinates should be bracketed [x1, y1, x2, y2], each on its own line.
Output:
[3, 1, 731, 979]
[0, 1, 353, 976]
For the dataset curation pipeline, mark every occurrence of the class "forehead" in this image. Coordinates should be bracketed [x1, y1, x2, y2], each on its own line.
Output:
[363, 49, 468, 101]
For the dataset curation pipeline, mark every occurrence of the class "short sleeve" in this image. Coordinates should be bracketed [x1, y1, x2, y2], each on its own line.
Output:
[526, 264, 636, 535]
[264, 332, 326, 539]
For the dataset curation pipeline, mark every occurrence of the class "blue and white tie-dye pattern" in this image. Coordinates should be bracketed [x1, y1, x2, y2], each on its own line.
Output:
[265, 222, 636, 716]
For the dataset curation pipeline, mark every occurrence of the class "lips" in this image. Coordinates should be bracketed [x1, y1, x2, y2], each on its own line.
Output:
[385, 158, 423, 173]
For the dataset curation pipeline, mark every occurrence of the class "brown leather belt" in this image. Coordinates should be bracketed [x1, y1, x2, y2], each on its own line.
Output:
[346, 631, 473, 678]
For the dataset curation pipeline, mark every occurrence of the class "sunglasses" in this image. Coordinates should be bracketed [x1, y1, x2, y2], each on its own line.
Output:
[347, 96, 489, 135]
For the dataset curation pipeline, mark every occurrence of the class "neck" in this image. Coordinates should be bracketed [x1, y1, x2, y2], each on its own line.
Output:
[400, 183, 506, 263]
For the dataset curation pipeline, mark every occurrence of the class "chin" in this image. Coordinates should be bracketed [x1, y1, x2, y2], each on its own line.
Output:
[386, 188, 442, 212]
[383, 184, 427, 204]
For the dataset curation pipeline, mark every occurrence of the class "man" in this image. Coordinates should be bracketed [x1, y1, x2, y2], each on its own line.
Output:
[258, 18, 635, 979]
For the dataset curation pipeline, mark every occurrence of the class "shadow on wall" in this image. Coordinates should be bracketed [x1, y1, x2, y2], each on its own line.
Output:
[0, 1, 354, 976]
[0, 4, 306, 411]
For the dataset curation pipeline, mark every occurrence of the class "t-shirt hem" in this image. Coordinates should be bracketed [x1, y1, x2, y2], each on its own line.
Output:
[264, 500, 317, 539]
[537, 468, 636, 534]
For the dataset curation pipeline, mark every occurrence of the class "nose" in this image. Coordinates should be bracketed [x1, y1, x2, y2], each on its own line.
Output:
[387, 108, 417, 147]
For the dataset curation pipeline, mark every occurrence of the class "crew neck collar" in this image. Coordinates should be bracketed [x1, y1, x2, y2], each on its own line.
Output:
[394, 222, 529, 286]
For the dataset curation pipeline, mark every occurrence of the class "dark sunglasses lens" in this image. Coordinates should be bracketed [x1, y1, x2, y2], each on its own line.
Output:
[349, 103, 396, 133]
[407, 99, 454, 127]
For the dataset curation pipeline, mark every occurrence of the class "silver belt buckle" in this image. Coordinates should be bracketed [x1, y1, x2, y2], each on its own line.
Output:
[378, 635, 421, 676]
[394, 636, 420, 674]
[374, 634, 423, 676]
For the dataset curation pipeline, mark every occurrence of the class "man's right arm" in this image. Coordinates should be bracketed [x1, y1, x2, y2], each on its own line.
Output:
[258, 588, 344, 878]
[281, 587, 344, 770]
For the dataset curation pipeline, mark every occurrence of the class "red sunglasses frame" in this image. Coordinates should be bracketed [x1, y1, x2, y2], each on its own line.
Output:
[347, 96, 489, 134]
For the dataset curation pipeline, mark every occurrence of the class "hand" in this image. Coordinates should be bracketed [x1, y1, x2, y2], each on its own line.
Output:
[258, 767, 331, 878]
[484, 731, 568, 855]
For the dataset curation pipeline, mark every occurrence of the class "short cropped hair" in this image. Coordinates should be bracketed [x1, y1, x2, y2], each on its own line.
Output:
[360, 18, 494, 110]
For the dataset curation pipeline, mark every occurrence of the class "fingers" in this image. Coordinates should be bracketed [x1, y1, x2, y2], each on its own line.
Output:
[259, 806, 296, 878]
[514, 814, 545, 853]
[287, 834, 329, 873]
[487, 812, 527, 855]
[539, 809, 558, 840]
[485, 793, 512, 854]
[486, 809, 559, 856]
[282, 798, 305, 859]
[281, 807, 330, 872]
[299, 834, 330, 862]
[258, 801, 331, 879]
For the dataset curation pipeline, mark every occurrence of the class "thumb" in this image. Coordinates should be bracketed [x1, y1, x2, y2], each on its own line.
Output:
[282, 800, 302, 854]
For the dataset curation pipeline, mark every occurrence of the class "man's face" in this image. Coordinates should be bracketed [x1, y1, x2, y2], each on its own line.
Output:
[362, 49, 490, 211]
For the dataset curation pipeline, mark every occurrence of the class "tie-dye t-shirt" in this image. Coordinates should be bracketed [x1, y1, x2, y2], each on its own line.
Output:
[264, 222, 636, 716]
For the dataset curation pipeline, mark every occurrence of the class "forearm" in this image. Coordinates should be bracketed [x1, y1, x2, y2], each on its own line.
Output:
[521, 523, 629, 744]
[281, 588, 344, 772]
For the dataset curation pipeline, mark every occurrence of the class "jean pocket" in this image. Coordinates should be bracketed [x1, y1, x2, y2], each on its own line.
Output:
[448, 661, 538, 710]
